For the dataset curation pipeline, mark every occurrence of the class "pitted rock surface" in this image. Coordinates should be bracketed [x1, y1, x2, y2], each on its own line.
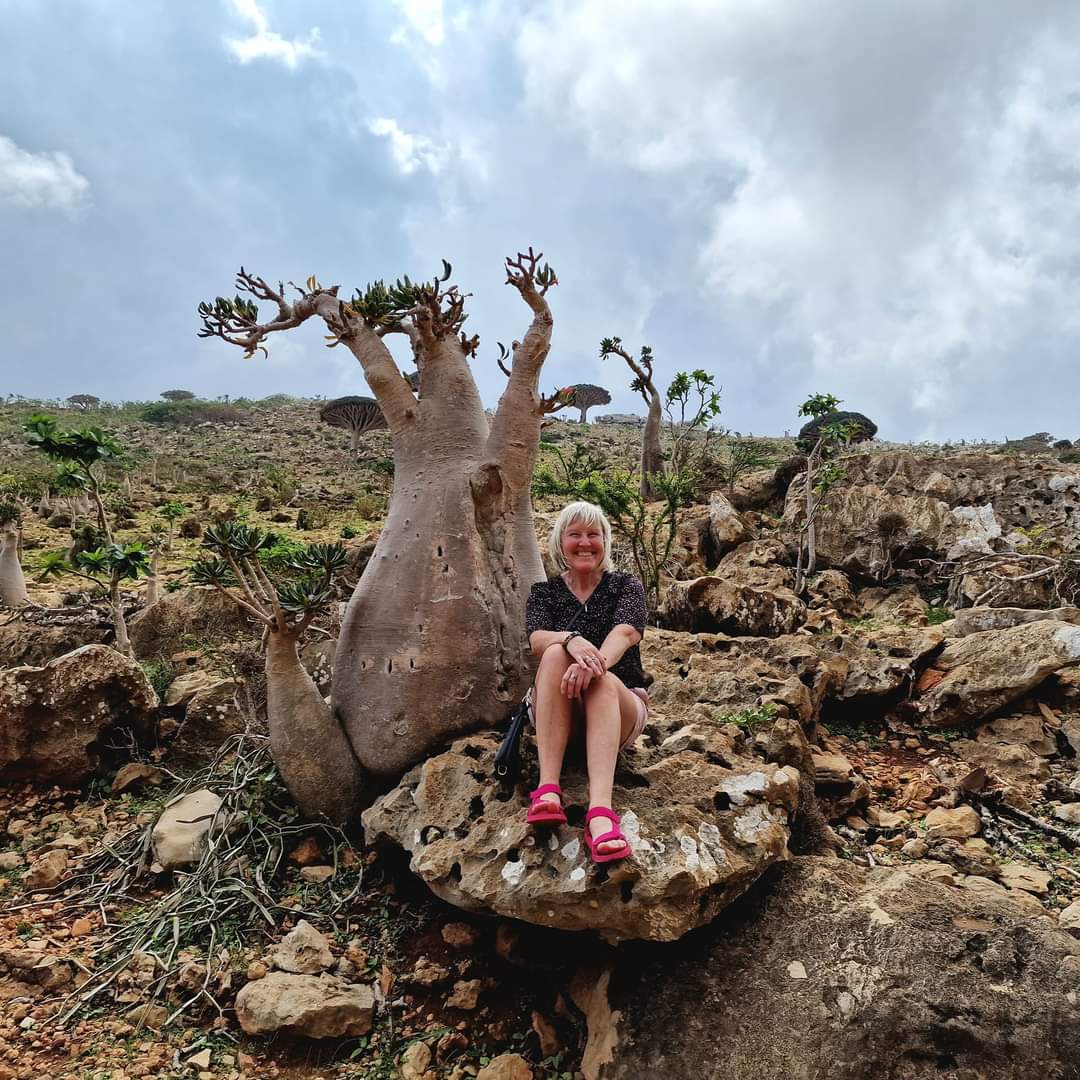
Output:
[362, 720, 801, 942]
[0, 644, 158, 784]
[909, 620, 1080, 728]
[577, 857, 1080, 1080]
[782, 450, 1080, 576]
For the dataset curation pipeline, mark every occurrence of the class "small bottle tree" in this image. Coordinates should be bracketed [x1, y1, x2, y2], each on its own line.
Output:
[793, 393, 861, 593]
[158, 500, 186, 550]
[25, 415, 123, 543]
[0, 503, 29, 606]
[190, 524, 364, 825]
[39, 542, 151, 656]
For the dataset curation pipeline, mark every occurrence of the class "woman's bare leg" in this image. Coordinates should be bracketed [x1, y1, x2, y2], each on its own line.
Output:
[583, 673, 642, 854]
[533, 645, 575, 812]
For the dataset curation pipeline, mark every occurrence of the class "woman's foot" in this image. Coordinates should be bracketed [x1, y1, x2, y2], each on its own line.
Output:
[584, 806, 630, 862]
[527, 783, 567, 825]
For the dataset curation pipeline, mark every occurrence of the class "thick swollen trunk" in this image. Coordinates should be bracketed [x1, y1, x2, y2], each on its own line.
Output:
[37, 489, 51, 518]
[641, 393, 663, 500]
[334, 431, 544, 780]
[265, 630, 366, 826]
[0, 527, 29, 606]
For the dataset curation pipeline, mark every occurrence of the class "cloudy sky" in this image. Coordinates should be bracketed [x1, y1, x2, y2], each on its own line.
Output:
[3, 0, 1080, 442]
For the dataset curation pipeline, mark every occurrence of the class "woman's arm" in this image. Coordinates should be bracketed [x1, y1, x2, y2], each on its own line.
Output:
[529, 629, 573, 657]
[598, 624, 641, 669]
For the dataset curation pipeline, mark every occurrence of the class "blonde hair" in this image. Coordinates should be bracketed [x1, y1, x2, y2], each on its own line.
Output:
[549, 500, 614, 573]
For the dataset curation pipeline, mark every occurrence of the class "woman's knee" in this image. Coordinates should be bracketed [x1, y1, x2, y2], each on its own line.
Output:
[536, 644, 571, 682]
[583, 672, 620, 704]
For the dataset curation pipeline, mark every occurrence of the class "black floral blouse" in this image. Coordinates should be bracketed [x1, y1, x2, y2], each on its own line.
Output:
[525, 571, 648, 689]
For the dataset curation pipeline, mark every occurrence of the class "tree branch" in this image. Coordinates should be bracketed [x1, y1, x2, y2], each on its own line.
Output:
[485, 248, 558, 493]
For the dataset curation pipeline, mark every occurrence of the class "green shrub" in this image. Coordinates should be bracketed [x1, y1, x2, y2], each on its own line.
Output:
[926, 606, 953, 625]
[140, 401, 247, 425]
[716, 703, 779, 733]
[139, 657, 174, 698]
[354, 491, 387, 520]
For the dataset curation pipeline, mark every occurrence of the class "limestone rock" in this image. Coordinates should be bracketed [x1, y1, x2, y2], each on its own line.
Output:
[22, 849, 69, 890]
[998, 863, 1052, 895]
[362, 724, 801, 943]
[923, 806, 981, 839]
[658, 540, 805, 638]
[1060, 899, 1080, 936]
[705, 492, 755, 562]
[1052, 803, 1080, 825]
[151, 789, 222, 870]
[164, 669, 222, 708]
[909, 621, 1080, 728]
[783, 450, 1080, 576]
[952, 740, 1051, 784]
[806, 569, 857, 617]
[128, 586, 253, 659]
[476, 1055, 533, 1080]
[0, 645, 158, 785]
[578, 857, 1080, 1080]
[171, 678, 246, 765]
[400, 1042, 433, 1080]
[234, 972, 374, 1037]
[960, 561, 1053, 609]
[946, 606, 1080, 638]
[853, 584, 929, 625]
[811, 753, 853, 786]
[0, 622, 107, 669]
[272, 920, 334, 974]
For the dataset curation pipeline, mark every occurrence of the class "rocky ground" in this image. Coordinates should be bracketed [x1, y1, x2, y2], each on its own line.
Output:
[2, 401, 1080, 1079]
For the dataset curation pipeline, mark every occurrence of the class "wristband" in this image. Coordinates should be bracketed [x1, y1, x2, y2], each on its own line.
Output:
[562, 631, 580, 652]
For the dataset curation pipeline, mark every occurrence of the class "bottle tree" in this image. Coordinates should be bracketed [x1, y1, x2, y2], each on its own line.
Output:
[191, 526, 364, 824]
[197, 251, 565, 781]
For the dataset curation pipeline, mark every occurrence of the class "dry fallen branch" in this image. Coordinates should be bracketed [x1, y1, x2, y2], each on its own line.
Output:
[34, 732, 362, 1028]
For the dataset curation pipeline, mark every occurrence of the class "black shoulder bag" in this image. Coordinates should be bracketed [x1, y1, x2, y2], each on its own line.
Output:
[494, 604, 588, 787]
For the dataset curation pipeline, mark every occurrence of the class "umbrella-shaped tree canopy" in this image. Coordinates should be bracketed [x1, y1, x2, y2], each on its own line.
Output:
[318, 395, 389, 451]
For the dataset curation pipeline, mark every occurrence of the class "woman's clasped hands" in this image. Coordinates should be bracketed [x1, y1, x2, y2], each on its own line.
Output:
[560, 634, 608, 699]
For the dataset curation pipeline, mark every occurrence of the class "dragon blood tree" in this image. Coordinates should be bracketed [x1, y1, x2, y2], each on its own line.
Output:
[197, 250, 563, 780]
[318, 395, 388, 453]
[191, 526, 364, 824]
[565, 383, 611, 424]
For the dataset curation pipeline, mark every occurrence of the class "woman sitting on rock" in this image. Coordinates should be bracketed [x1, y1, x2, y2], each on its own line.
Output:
[524, 500, 649, 863]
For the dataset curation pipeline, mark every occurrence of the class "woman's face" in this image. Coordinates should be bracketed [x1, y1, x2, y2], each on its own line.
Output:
[561, 517, 604, 574]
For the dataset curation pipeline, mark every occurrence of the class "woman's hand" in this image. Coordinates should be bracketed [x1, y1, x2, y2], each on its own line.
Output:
[565, 635, 607, 676]
[561, 659, 598, 699]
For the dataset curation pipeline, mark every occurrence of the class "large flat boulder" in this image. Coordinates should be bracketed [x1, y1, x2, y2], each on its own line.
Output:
[574, 857, 1080, 1080]
[0, 645, 158, 785]
[362, 720, 802, 943]
[908, 620, 1080, 728]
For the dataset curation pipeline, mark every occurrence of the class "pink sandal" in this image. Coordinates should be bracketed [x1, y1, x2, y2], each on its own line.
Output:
[527, 783, 568, 825]
[583, 807, 631, 864]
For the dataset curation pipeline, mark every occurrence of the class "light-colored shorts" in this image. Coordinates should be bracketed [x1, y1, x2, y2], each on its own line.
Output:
[527, 685, 649, 751]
